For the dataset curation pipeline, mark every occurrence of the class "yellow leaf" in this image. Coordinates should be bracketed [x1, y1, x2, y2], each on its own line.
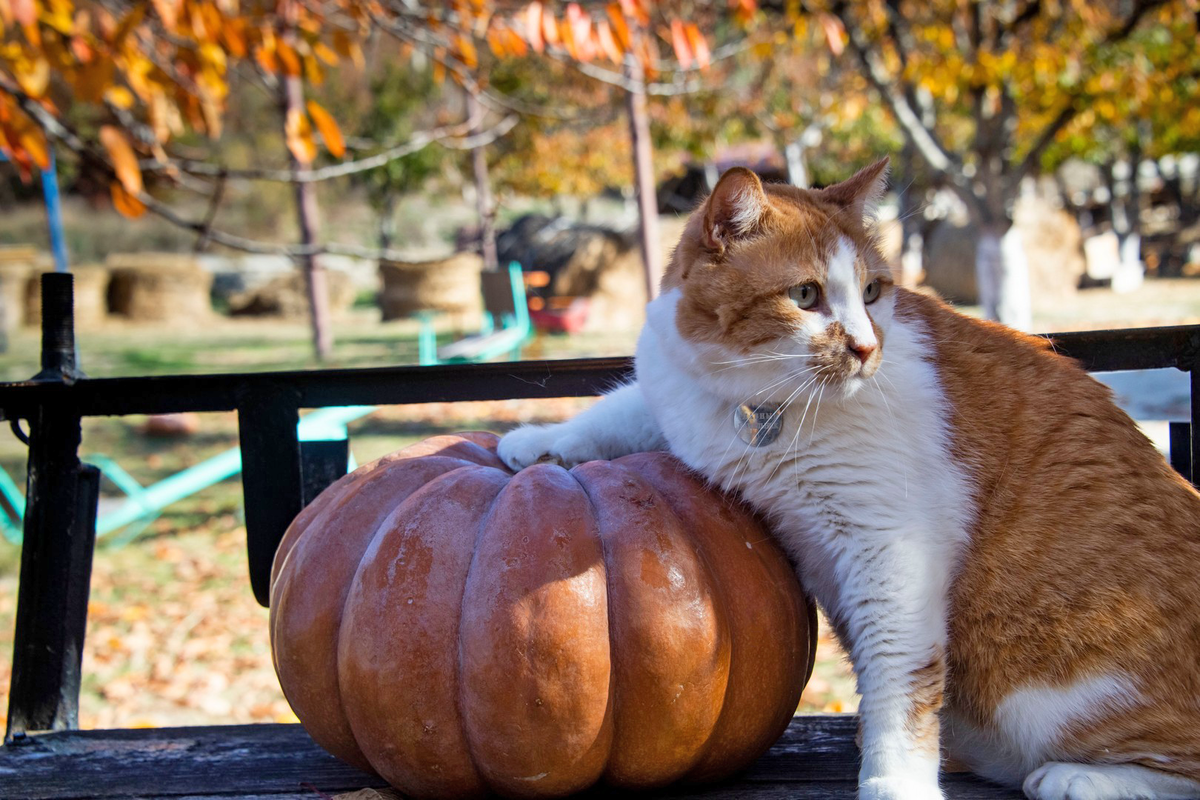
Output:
[596, 19, 622, 63]
[110, 181, 146, 218]
[276, 40, 301, 77]
[485, 25, 505, 57]
[16, 56, 51, 97]
[305, 99, 343, 158]
[606, 3, 629, 49]
[686, 23, 710, 69]
[285, 107, 316, 164]
[17, 123, 49, 171]
[455, 32, 477, 68]
[99, 125, 143, 194]
[312, 40, 338, 66]
[255, 41, 277, 74]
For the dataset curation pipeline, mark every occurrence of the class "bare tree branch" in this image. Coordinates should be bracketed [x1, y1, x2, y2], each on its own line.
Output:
[193, 171, 227, 252]
[141, 115, 518, 183]
[828, 1, 966, 188]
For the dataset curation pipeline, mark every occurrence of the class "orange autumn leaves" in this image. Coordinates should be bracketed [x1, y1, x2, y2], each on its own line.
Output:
[0, 0, 365, 214]
[475, 1, 721, 71]
[1, 0, 756, 218]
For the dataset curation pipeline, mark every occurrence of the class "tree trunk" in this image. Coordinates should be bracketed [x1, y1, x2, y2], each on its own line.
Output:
[279, 9, 332, 361]
[896, 144, 923, 287]
[378, 193, 397, 253]
[624, 58, 662, 302]
[466, 90, 499, 272]
[975, 223, 1032, 331]
[784, 140, 809, 188]
[1108, 154, 1145, 292]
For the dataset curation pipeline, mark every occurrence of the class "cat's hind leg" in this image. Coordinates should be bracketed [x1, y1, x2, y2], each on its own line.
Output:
[498, 382, 667, 471]
[1024, 762, 1200, 800]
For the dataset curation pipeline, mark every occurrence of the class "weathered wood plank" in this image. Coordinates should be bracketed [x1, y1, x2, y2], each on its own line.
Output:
[0, 717, 1023, 799]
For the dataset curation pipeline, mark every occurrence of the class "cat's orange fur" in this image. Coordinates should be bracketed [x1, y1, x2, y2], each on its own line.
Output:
[500, 161, 1200, 798]
[904, 291, 1200, 779]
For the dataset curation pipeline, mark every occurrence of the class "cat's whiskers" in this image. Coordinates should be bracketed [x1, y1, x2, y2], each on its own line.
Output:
[753, 365, 825, 398]
[727, 368, 828, 487]
[766, 367, 833, 484]
[807, 380, 829, 446]
[709, 352, 813, 374]
[871, 374, 897, 425]
[712, 363, 816, 478]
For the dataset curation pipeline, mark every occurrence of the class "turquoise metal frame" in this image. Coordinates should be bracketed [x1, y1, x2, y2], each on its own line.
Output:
[418, 261, 532, 366]
[0, 405, 373, 545]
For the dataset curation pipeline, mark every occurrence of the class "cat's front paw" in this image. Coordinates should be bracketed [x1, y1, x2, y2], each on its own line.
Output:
[498, 424, 604, 471]
[859, 775, 945, 800]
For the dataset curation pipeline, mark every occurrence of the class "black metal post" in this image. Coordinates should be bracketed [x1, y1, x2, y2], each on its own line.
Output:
[33, 273, 84, 384]
[1169, 422, 1192, 485]
[1192, 363, 1200, 492]
[300, 439, 349, 507]
[238, 388, 302, 607]
[6, 273, 99, 740]
[6, 420, 100, 740]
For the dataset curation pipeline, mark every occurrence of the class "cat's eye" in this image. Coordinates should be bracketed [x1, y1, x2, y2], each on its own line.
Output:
[789, 283, 820, 310]
[863, 279, 882, 304]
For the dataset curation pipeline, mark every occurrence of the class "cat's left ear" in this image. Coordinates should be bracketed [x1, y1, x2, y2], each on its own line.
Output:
[820, 157, 890, 220]
[702, 167, 769, 253]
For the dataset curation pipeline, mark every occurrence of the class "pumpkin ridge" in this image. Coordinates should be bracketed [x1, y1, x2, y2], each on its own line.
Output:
[614, 452, 810, 784]
[457, 463, 612, 797]
[570, 458, 729, 788]
[277, 455, 490, 774]
[560, 464, 620, 778]
[453, 462, 513, 795]
[338, 463, 507, 797]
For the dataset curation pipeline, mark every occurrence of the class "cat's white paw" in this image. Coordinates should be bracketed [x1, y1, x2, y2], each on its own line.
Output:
[858, 775, 944, 800]
[498, 424, 604, 471]
[1023, 762, 1198, 800]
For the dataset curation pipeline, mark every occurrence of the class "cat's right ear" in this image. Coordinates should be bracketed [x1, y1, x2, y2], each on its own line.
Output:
[702, 167, 768, 254]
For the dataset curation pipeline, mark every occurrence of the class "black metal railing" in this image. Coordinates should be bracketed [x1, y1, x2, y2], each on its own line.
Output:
[3, 271, 1200, 744]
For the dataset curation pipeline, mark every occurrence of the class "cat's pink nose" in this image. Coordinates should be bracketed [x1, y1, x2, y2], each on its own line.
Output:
[850, 341, 877, 364]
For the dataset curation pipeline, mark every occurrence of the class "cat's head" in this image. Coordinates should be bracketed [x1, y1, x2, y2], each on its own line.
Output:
[662, 159, 894, 399]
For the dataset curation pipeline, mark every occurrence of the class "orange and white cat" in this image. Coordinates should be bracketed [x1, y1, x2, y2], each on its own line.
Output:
[499, 161, 1200, 800]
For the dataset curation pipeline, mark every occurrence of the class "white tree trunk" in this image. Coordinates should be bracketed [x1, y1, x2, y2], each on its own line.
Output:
[784, 141, 809, 188]
[1113, 232, 1144, 293]
[975, 226, 1032, 331]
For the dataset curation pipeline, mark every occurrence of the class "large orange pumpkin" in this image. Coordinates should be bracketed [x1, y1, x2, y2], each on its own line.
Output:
[270, 432, 816, 799]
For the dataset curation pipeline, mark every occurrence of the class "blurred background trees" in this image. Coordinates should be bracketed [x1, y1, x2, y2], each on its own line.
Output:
[3, 0, 1200, 352]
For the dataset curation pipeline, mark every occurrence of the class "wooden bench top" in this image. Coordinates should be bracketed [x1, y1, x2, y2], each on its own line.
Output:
[1, 715, 1022, 799]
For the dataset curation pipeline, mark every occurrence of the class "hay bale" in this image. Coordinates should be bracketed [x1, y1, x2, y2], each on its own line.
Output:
[105, 253, 212, 322]
[922, 197, 1085, 305]
[24, 265, 110, 329]
[0, 247, 36, 332]
[379, 253, 483, 324]
[228, 269, 355, 318]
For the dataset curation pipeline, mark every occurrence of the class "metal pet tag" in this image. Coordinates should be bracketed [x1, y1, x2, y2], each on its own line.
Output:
[733, 402, 783, 447]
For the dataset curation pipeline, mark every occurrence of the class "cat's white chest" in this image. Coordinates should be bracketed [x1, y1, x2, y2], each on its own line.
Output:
[635, 293, 976, 624]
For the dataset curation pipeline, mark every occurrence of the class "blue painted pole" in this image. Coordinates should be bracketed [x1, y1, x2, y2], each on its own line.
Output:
[0, 148, 69, 272]
[40, 150, 69, 273]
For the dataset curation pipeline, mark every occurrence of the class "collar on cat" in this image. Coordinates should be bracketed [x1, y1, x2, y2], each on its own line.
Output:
[733, 402, 783, 446]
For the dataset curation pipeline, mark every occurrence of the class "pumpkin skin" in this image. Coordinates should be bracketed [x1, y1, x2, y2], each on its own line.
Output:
[270, 432, 817, 800]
